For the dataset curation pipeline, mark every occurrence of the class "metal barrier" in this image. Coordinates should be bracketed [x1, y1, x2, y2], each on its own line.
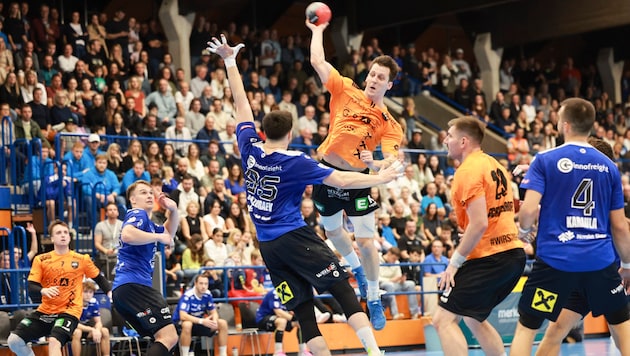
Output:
[0, 116, 13, 185]
[0, 226, 38, 310]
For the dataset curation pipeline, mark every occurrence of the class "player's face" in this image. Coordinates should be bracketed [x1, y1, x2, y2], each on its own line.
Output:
[445, 126, 464, 161]
[195, 276, 209, 294]
[130, 184, 154, 210]
[50, 225, 71, 247]
[363, 63, 392, 101]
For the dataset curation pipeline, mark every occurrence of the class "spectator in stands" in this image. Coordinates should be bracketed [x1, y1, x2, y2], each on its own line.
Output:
[63, 141, 90, 181]
[5, 2, 27, 52]
[451, 48, 471, 85]
[496, 106, 517, 134]
[507, 127, 531, 166]
[164, 244, 184, 294]
[82, 154, 121, 222]
[0, 72, 24, 114]
[181, 234, 207, 280]
[141, 113, 163, 144]
[20, 70, 46, 105]
[85, 93, 107, 133]
[63, 12, 88, 60]
[14, 103, 51, 149]
[412, 153, 434, 189]
[198, 85, 214, 115]
[161, 143, 178, 170]
[124, 75, 147, 117]
[423, 203, 442, 249]
[204, 227, 228, 268]
[219, 119, 237, 155]
[256, 288, 313, 356]
[43, 162, 72, 223]
[182, 143, 203, 181]
[180, 200, 209, 247]
[8, 220, 111, 356]
[207, 97, 230, 133]
[173, 273, 229, 356]
[420, 182, 446, 217]
[173, 157, 202, 193]
[87, 14, 108, 57]
[379, 247, 419, 320]
[170, 174, 200, 219]
[165, 116, 192, 157]
[146, 78, 177, 127]
[398, 220, 427, 262]
[185, 98, 205, 137]
[438, 222, 455, 258]
[28, 87, 50, 134]
[489, 91, 508, 124]
[93, 202, 121, 275]
[471, 94, 490, 124]
[453, 78, 473, 110]
[121, 96, 143, 135]
[190, 64, 210, 98]
[82, 133, 104, 167]
[422, 239, 449, 278]
[439, 54, 458, 97]
[71, 280, 111, 356]
[119, 159, 150, 205]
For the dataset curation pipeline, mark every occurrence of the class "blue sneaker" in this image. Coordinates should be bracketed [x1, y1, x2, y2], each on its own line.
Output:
[352, 266, 368, 299]
[367, 299, 386, 330]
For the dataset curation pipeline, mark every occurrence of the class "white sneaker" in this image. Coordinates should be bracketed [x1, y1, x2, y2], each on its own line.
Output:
[332, 314, 347, 323]
[316, 311, 331, 323]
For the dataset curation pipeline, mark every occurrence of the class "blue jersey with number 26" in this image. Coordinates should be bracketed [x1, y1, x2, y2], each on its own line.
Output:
[521, 142, 623, 272]
[236, 122, 333, 242]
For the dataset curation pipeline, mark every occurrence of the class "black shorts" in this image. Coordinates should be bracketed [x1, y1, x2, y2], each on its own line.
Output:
[112, 283, 173, 337]
[175, 322, 218, 337]
[439, 248, 526, 322]
[259, 226, 349, 310]
[312, 162, 377, 217]
[12, 311, 78, 346]
[518, 260, 629, 323]
[256, 315, 294, 332]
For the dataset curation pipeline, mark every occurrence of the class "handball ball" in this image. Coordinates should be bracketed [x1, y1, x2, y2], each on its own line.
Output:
[306, 2, 332, 25]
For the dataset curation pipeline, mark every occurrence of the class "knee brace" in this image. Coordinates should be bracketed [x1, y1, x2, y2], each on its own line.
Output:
[293, 300, 322, 343]
[8, 333, 32, 356]
[329, 280, 363, 319]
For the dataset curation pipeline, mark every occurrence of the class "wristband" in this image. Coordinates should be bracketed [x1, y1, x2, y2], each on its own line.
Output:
[224, 58, 237, 68]
[198, 318, 204, 324]
[518, 225, 532, 234]
[621, 261, 630, 269]
[449, 251, 466, 269]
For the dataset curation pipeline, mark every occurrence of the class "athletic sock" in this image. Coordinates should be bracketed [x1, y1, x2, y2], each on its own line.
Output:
[356, 326, 381, 354]
[367, 280, 380, 301]
[344, 252, 361, 270]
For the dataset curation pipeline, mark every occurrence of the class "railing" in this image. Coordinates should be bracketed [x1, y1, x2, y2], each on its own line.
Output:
[0, 226, 38, 310]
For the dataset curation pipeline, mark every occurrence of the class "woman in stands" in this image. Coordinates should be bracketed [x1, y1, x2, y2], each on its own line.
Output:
[224, 163, 245, 200]
[423, 202, 442, 245]
[184, 143, 205, 181]
[225, 202, 249, 236]
[120, 139, 144, 173]
[124, 75, 146, 117]
[161, 143, 177, 171]
[180, 201, 208, 249]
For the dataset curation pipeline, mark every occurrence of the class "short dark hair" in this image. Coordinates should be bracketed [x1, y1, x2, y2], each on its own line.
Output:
[559, 98, 595, 135]
[447, 116, 485, 145]
[262, 110, 294, 140]
[371, 55, 399, 82]
[48, 219, 69, 236]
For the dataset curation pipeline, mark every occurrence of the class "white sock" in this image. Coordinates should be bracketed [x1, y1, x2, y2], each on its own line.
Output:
[219, 345, 227, 356]
[180, 345, 189, 356]
[299, 343, 307, 353]
[356, 326, 381, 355]
[367, 280, 380, 301]
[274, 342, 283, 353]
[344, 252, 361, 270]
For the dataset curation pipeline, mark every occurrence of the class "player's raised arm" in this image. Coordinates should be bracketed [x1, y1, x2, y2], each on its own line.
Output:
[207, 35, 251, 125]
[306, 21, 334, 84]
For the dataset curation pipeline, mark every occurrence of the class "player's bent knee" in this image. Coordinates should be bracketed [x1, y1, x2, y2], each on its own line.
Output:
[275, 317, 287, 329]
[605, 304, 630, 325]
[329, 280, 363, 318]
[218, 319, 228, 331]
[518, 310, 545, 330]
[181, 320, 193, 331]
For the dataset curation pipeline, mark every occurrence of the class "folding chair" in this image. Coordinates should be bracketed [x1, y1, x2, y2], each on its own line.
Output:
[218, 302, 262, 356]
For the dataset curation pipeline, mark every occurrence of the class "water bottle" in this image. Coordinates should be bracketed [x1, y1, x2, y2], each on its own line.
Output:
[232, 346, 239, 356]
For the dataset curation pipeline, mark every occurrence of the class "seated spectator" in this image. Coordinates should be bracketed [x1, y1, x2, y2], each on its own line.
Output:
[120, 139, 143, 173]
[82, 154, 121, 223]
[146, 79, 177, 127]
[21, 146, 53, 198]
[496, 106, 517, 134]
[438, 222, 455, 258]
[170, 174, 200, 219]
[165, 116, 192, 157]
[225, 202, 250, 235]
[43, 163, 72, 223]
[172, 273, 229, 356]
[118, 159, 150, 212]
[201, 258, 224, 298]
[206, 98, 230, 134]
[420, 182, 446, 218]
[422, 239, 449, 278]
[180, 200, 209, 248]
[402, 247, 424, 286]
[63, 141, 91, 181]
[224, 164, 245, 200]
[185, 143, 205, 181]
[162, 143, 179, 171]
[182, 234, 207, 280]
[203, 177, 232, 218]
[161, 165, 178, 194]
[185, 98, 205, 137]
[71, 280, 110, 356]
[378, 247, 420, 320]
[104, 142, 125, 178]
[219, 119, 237, 155]
[164, 245, 184, 293]
[507, 127, 531, 166]
[256, 288, 313, 356]
[377, 213, 397, 251]
[398, 220, 428, 261]
[105, 112, 131, 152]
[204, 227, 228, 268]
[422, 203, 442, 243]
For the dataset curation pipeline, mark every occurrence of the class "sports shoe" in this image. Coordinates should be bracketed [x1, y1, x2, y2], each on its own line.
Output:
[316, 311, 331, 323]
[352, 266, 368, 299]
[367, 299, 386, 330]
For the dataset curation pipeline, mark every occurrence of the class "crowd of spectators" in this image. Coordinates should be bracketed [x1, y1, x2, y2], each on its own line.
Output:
[3, 2, 630, 321]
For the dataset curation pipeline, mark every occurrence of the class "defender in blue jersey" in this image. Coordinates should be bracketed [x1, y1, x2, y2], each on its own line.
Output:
[173, 274, 228, 356]
[208, 35, 402, 356]
[510, 98, 630, 356]
[112, 180, 180, 356]
[71, 280, 110, 356]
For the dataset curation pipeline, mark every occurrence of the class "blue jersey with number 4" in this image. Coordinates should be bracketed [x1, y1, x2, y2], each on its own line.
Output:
[521, 142, 623, 272]
[113, 209, 166, 289]
[236, 122, 333, 242]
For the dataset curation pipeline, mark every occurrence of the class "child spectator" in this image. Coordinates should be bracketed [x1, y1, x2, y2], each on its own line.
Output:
[71, 280, 110, 356]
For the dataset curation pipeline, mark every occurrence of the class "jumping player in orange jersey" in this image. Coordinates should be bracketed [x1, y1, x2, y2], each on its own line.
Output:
[8, 220, 111, 356]
[433, 116, 525, 356]
[306, 20, 403, 331]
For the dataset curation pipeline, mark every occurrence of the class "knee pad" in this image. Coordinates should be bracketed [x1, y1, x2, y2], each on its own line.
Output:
[329, 280, 363, 318]
[518, 309, 545, 330]
[348, 213, 376, 238]
[605, 304, 630, 325]
[320, 211, 343, 231]
[293, 300, 321, 343]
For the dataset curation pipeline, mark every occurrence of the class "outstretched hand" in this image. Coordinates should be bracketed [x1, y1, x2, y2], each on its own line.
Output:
[207, 34, 244, 61]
